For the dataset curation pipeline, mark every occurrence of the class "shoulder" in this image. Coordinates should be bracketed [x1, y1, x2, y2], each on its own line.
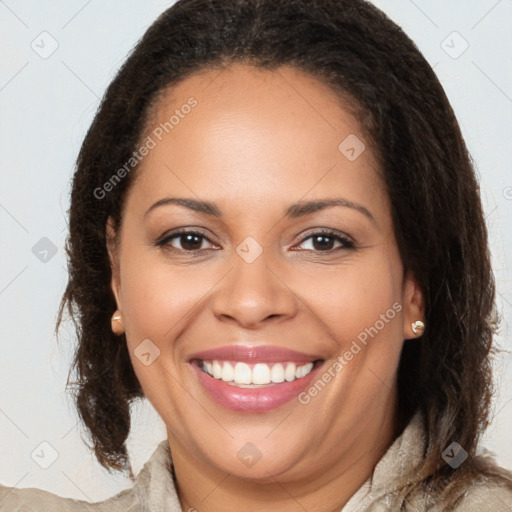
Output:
[1, 483, 95, 511]
[449, 481, 512, 511]
[0, 440, 174, 511]
[363, 411, 512, 512]
[0, 483, 139, 511]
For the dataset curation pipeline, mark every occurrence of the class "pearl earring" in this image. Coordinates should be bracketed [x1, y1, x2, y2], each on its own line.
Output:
[411, 320, 425, 335]
[111, 311, 124, 334]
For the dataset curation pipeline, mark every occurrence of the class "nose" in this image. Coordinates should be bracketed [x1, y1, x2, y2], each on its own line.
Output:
[211, 251, 298, 330]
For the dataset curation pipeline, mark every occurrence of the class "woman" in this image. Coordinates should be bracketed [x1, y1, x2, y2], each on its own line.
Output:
[1, 0, 511, 510]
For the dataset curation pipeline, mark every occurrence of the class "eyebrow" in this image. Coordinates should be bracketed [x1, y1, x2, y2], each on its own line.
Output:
[144, 197, 376, 225]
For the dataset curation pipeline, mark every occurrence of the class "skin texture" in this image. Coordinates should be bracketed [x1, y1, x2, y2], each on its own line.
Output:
[107, 63, 424, 512]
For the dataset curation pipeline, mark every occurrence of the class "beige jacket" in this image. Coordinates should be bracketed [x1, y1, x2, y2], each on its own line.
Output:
[1, 413, 511, 511]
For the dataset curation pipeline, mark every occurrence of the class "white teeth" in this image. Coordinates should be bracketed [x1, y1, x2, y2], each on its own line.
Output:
[253, 363, 271, 385]
[285, 363, 296, 382]
[296, 362, 313, 379]
[270, 363, 285, 383]
[212, 360, 222, 379]
[201, 360, 315, 385]
[221, 362, 234, 382]
[234, 362, 252, 384]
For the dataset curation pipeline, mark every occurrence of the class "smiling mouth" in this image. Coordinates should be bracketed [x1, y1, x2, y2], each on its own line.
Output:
[195, 359, 322, 387]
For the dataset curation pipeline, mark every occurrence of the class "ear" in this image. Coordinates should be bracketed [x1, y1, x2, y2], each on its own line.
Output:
[106, 216, 121, 309]
[401, 270, 425, 339]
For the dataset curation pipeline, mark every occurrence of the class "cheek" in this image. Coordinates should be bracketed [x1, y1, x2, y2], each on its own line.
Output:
[116, 249, 200, 417]
[330, 261, 404, 389]
[118, 248, 212, 346]
[293, 258, 401, 349]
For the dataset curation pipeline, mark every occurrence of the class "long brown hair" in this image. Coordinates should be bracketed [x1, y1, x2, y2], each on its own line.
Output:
[57, 0, 512, 505]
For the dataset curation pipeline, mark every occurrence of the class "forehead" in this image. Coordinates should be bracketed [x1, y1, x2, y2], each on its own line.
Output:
[128, 63, 386, 221]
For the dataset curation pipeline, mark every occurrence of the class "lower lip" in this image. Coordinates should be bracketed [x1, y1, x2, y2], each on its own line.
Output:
[192, 363, 322, 413]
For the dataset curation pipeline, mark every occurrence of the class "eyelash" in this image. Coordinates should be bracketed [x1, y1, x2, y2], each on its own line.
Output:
[155, 228, 356, 254]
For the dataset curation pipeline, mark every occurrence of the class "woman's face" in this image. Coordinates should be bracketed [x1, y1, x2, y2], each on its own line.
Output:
[108, 63, 423, 484]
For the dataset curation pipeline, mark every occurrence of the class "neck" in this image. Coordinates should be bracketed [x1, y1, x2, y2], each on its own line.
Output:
[168, 401, 397, 512]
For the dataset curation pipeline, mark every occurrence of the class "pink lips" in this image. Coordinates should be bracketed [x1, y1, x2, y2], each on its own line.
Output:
[189, 345, 321, 364]
[189, 345, 323, 413]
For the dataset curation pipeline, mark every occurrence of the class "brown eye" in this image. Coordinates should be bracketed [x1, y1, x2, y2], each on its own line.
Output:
[310, 234, 337, 251]
[174, 233, 205, 251]
[295, 230, 355, 252]
[157, 230, 217, 252]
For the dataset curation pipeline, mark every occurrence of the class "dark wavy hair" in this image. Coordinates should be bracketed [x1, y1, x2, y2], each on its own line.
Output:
[57, 0, 512, 506]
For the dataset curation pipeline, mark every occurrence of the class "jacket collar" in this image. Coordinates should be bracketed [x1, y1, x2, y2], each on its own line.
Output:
[342, 411, 425, 511]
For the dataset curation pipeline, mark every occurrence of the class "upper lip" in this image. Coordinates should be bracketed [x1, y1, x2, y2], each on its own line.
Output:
[188, 345, 323, 364]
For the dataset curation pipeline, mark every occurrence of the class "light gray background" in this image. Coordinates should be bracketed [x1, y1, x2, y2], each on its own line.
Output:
[1, 0, 511, 502]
